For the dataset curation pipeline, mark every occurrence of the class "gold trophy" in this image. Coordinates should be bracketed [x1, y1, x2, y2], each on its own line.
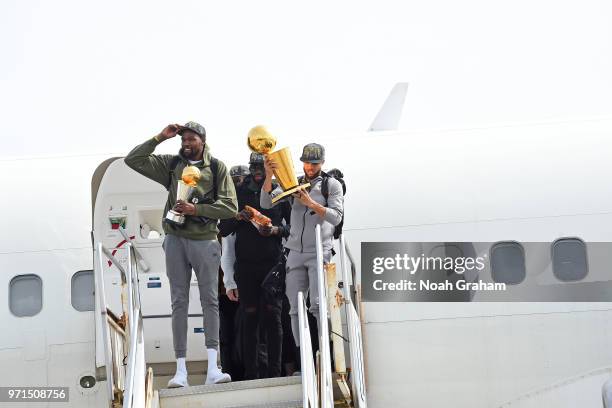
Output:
[248, 125, 310, 203]
[165, 166, 201, 225]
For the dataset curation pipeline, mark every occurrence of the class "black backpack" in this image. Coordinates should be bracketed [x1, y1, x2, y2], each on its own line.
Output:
[165, 155, 219, 200]
[321, 170, 346, 239]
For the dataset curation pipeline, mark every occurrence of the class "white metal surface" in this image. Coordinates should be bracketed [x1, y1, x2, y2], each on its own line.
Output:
[604, 377, 612, 408]
[118, 227, 150, 272]
[123, 243, 148, 408]
[159, 377, 302, 408]
[96, 241, 148, 408]
[315, 225, 334, 408]
[3, 117, 612, 407]
[497, 367, 612, 408]
[298, 292, 318, 408]
[368, 82, 409, 131]
[339, 235, 367, 408]
[325, 263, 346, 374]
[122, 243, 138, 407]
[95, 243, 115, 408]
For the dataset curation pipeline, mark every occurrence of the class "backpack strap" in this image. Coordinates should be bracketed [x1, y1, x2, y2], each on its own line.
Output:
[165, 156, 182, 191]
[320, 173, 330, 205]
[210, 156, 219, 201]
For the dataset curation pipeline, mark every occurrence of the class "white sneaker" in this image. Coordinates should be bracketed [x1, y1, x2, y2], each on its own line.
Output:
[167, 372, 189, 388]
[205, 369, 231, 385]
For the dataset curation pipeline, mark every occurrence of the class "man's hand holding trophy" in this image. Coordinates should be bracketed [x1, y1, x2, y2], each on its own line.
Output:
[248, 125, 310, 203]
[165, 165, 201, 225]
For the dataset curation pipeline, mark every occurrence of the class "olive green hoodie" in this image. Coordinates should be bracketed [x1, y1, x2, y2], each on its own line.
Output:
[124, 137, 238, 240]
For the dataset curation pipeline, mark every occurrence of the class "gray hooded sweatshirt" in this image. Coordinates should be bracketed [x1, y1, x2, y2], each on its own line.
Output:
[260, 175, 343, 253]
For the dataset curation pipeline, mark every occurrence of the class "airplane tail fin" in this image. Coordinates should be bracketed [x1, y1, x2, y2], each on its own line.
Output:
[368, 82, 409, 131]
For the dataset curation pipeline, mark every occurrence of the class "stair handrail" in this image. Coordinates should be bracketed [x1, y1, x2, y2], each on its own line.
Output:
[118, 227, 150, 272]
[605, 377, 612, 408]
[315, 224, 334, 408]
[298, 291, 319, 408]
[338, 234, 368, 408]
[95, 241, 147, 408]
[122, 242, 147, 408]
[342, 238, 359, 312]
[95, 242, 118, 408]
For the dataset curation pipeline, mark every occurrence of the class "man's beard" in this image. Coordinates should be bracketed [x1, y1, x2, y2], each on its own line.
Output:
[305, 170, 321, 180]
[180, 147, 201, 161]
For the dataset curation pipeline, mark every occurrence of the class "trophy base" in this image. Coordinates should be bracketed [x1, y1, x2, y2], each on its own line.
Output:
[165, 210, 186, 226]
[271, 183, 311, 204]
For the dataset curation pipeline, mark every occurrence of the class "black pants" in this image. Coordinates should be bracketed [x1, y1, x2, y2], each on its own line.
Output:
[235, 261, 283, 379]
[219, 293, 243, 381]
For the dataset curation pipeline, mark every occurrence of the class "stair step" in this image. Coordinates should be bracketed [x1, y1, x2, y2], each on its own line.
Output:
[150, 360, 207, 377]
[223, 400, 302, 408]
[159, 376, 302, 408]
[154, 374, 205, 391]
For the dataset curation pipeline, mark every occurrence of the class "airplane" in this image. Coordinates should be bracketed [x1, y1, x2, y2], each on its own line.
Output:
[1, 83, 612, 407]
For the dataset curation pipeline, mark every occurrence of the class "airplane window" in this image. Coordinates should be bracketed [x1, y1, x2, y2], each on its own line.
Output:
[552, 238, 588, 281]
[428, 243, 478, 301]
[9, 274, 43, 317]
[72, 270, 95, 312]
[490, 242, 526, 285]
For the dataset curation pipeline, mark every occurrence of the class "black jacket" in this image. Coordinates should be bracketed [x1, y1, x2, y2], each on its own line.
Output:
[219, 177, 291, 264]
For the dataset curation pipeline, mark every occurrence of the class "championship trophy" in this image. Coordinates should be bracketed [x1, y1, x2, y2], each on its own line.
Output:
[247, 125, 310, 203]
[165, 166, 201, 225]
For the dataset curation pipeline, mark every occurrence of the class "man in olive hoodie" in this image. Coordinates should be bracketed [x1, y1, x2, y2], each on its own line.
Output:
[125, 122, 238, 387]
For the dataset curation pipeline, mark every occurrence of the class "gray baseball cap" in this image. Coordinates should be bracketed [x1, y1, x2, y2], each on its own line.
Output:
[179, 121, 206, 139]
[299, 143, 325, 163]
[230, 165, 250, 177]
[249, 153, 265, 165]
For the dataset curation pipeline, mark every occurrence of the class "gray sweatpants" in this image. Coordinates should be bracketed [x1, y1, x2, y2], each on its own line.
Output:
[286, 250, 331, 347]
[163, 234, 221, 358]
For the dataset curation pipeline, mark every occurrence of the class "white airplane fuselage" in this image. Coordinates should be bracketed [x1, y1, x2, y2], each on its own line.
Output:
[1, 117, 612, 407]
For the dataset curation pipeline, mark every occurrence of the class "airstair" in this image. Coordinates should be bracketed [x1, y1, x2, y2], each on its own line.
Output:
[93, 225, 367, 408]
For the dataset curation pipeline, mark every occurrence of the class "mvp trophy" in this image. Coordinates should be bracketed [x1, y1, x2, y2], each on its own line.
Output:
[247, 125, 310, 203]
[165, 166, 201, 225]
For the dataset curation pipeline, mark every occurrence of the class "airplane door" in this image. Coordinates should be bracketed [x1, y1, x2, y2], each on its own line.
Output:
[92, 158, 208, 367]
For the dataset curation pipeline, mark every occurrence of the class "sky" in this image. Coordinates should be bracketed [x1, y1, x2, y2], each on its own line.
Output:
[1, 0, 612, 160]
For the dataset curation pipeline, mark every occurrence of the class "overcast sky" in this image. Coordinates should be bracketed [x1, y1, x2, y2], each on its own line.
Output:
[1, 0, 611, 159]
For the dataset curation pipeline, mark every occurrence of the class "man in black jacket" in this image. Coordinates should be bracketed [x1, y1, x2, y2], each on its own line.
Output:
[218, 153, 291, 379]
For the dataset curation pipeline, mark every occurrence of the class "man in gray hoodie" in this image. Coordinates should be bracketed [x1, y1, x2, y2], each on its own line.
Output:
[260, 143, 344, 353]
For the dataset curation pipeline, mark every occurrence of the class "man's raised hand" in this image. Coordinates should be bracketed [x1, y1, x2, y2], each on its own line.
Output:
[158, 123, 183, 141]
[264, 156, 278, 178]
[263, 156, 278, 193]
